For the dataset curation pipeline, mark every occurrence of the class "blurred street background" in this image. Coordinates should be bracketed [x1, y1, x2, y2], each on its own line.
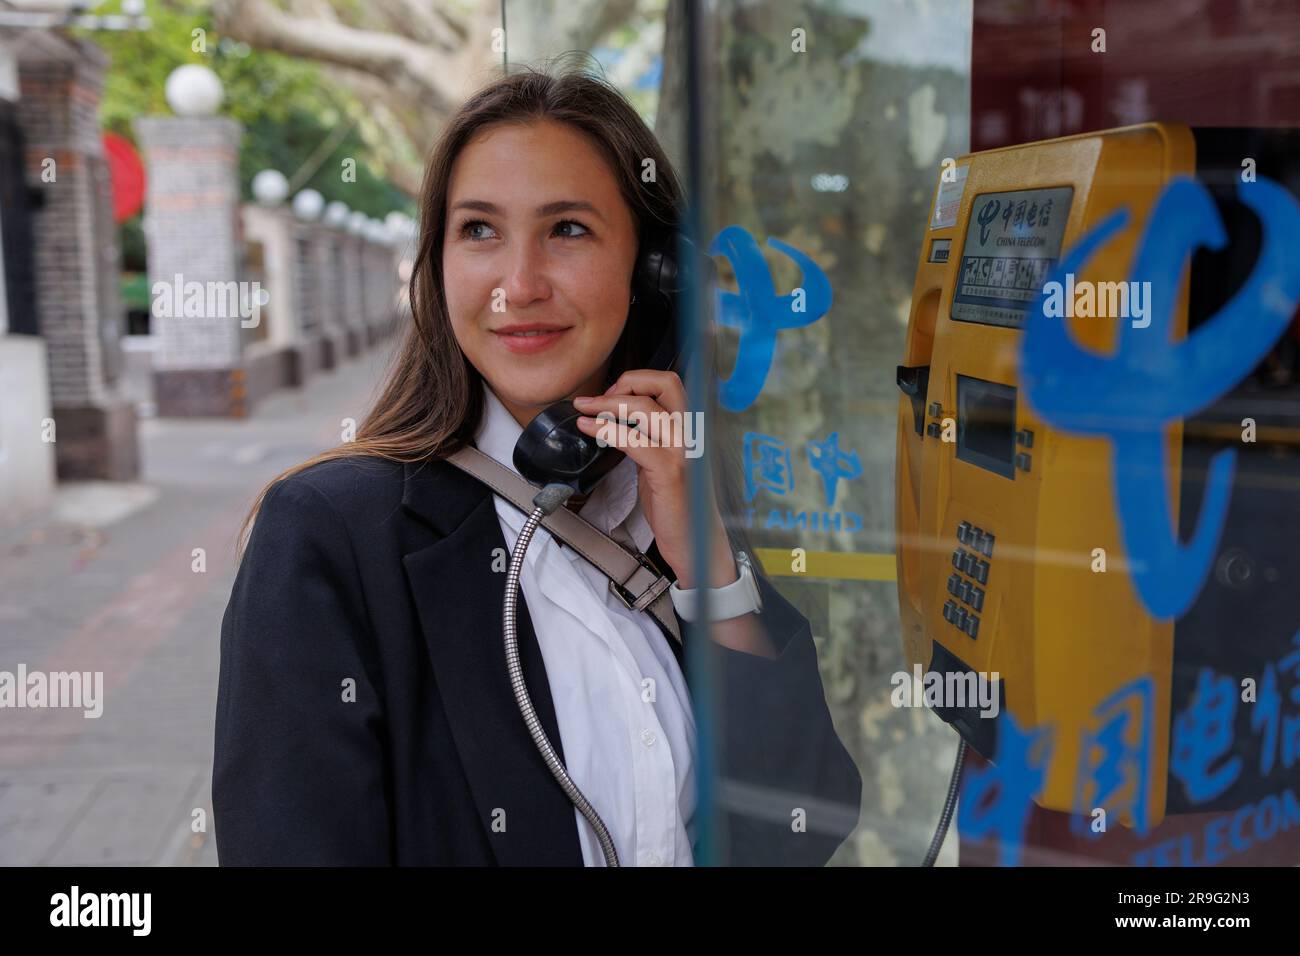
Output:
[0, 344, 392, 864]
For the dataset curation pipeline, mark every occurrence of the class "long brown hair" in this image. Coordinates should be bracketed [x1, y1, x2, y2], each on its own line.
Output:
[239, 62, 686, 549]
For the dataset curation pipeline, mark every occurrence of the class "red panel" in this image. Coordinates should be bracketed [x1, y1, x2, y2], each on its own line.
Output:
[972, 0, 1300, 151]
[103, 131, 145, 223]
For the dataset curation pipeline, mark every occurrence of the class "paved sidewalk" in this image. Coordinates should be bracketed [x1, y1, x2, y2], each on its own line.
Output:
[0, 343, 396, 866]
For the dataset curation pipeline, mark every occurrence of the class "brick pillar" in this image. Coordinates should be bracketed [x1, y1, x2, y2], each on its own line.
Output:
[17, 38, 139, 480]
[134, 114, 249, 417]
[241, 202, 321, 386]
[354, 233, 372, 346]
[321, 227, 358, 357]
[363, 240, 397, 342]
[361, 239, 379, 341]
[289, 218, 334, 370]
[337, 231, 365, 354]
[239, 203, 296, 349]
[381, 240, 401, 337]
[308, 225, 344, 366]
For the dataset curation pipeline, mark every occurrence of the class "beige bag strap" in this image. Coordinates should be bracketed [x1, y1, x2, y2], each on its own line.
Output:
[444, 445, 682, 646]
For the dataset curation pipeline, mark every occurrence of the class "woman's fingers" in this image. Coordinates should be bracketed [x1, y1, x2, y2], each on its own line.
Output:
[574, 413, 684, 498]
[573, 393, 662, 431]
[573, 394, 700, 461]
[602, 369, 688, 415]
[573, 370, 717, 588]
[574, 409, 670, 455]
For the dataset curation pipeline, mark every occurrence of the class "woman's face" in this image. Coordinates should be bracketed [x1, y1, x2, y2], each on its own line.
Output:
[442, 119, 640, 427]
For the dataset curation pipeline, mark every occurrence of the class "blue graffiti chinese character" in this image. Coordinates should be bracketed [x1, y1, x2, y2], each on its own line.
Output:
[1251, 663, 1280, 778]
[742, 432, 793, 503]
[1279, 630, 1300, 708]
[1171, 667, 1242, 804]
[957, 711, 1055, 866]
[710, 226, 832, 412]
[1020, 176, 1300, 619]
[1276, 631, 1300, 771]
[1283, 710, 1300, 772]
[806, 432, 862, 508]
[1072, 675, 1155, 837]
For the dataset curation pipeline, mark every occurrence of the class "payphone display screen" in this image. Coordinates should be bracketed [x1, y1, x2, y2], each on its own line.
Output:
[957, 374, 1017, 479]
[952, 186, 1074, 328]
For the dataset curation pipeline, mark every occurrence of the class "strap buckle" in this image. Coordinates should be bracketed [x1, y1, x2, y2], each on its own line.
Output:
[609, 549, 671, 612]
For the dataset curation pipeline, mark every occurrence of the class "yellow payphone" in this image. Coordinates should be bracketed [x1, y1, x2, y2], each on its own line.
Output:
[896, 121, 1300, 835]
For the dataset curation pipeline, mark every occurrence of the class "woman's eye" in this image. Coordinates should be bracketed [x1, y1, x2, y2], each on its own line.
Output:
[458, 219, 496, 241]
[552, 219, 591, 239]
[457, 218, 589, 241]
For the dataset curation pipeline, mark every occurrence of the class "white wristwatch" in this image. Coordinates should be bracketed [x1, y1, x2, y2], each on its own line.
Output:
[669, 550, 763, 622]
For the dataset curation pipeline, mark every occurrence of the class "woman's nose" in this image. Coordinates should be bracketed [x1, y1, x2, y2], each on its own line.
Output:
[502, 244, 552, 307]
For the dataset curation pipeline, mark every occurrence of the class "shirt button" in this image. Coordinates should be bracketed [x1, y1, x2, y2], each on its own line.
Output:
[644, 851, 663, 866]
[640, 728, 657, 747]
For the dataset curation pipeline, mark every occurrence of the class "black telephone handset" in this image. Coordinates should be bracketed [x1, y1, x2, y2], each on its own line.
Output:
[512, 233, 704, 495]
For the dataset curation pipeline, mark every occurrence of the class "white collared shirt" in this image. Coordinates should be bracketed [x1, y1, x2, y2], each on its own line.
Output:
[472, 382, 698, 866]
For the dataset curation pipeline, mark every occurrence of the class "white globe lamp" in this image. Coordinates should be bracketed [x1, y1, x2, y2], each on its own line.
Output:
[165, 64, 224, 117]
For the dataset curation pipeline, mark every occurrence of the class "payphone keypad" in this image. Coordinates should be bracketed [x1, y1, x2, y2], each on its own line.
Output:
[944, 521, 993, 638]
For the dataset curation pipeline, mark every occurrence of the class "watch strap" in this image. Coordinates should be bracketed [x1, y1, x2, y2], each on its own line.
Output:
[669, 551, 763, 622]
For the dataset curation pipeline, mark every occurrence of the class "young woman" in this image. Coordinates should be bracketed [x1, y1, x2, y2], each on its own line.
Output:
[212, 66, 861, 866]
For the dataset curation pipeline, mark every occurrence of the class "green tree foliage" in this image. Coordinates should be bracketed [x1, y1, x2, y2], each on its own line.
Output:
[84, 0, 411, 219]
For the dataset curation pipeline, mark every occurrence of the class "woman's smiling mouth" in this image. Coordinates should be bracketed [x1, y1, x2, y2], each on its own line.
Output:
[492, 324, 573, 353]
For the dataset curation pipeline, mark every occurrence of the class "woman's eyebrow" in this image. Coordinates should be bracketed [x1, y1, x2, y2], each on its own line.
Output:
[450, 199, 606, 223]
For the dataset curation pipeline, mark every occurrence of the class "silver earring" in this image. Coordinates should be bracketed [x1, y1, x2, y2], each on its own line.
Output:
[630, 293, 637, 305]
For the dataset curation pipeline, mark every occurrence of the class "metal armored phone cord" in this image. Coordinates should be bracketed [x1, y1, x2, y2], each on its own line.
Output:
[503, 482, 620, 868]
[922, 739, 967, 867]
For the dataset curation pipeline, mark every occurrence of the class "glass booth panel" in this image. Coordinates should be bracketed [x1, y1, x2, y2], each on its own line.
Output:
[498, 0, 1300, 868]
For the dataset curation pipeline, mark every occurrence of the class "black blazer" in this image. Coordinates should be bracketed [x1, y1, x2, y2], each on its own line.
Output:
[212, 454, 862, 865]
